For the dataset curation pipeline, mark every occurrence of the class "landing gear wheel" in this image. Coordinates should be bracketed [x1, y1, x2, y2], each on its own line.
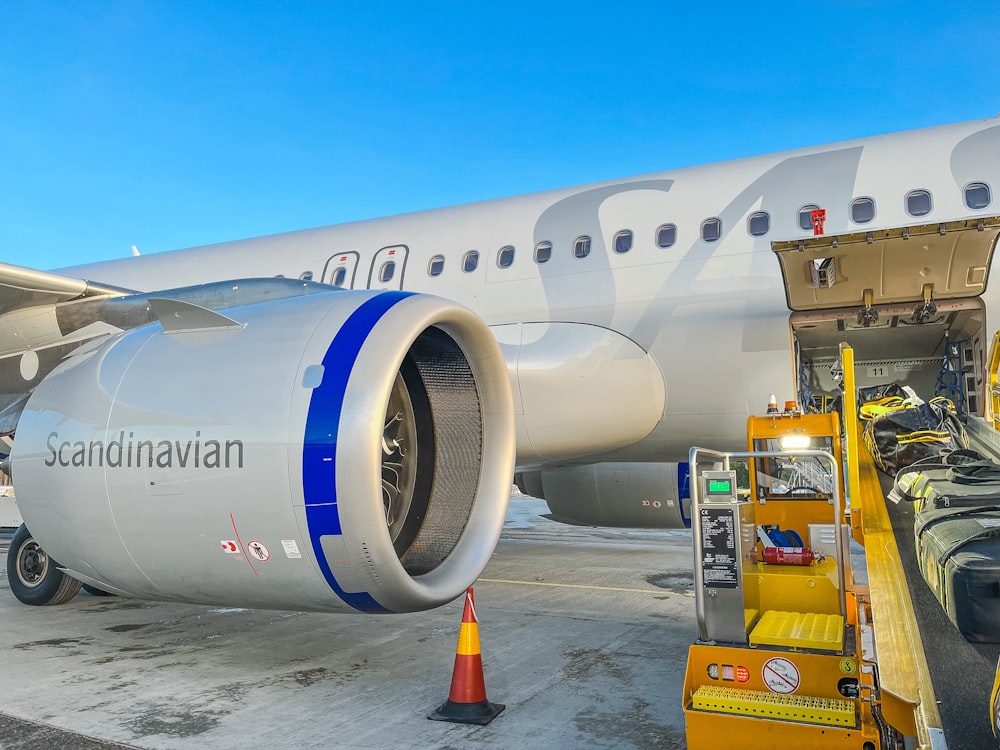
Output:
[6, 524, 82, 605]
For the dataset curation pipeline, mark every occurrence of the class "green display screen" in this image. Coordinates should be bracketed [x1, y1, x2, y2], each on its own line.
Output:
[707, 478, 732, 494]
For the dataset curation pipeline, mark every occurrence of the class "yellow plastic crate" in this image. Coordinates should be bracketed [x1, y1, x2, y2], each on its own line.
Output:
[749, 610, 844, 651]
[691, 684, 856, 727]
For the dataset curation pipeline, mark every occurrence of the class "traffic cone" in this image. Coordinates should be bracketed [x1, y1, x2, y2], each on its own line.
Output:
[428, 588, 505, 725]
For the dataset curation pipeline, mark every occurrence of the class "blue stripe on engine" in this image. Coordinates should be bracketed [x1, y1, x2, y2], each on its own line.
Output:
[302, 291, 412, 612]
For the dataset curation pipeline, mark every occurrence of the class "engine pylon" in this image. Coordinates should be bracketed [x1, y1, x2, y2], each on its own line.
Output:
[428, 588, 505, 725]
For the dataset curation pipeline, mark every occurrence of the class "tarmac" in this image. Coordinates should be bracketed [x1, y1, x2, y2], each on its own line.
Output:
[0, 496, 695, 750]
[5, 492, 996, 749]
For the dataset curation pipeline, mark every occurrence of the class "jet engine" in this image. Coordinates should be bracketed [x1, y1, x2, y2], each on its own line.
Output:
[515, 462, 692, 528]
[9, 290, 514, 613]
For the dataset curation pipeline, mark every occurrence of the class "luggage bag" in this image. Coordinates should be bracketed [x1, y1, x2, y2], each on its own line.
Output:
[914, 505, 1000, 642]
[861, 396, 968, 475]
[906, 468, 1000, 512]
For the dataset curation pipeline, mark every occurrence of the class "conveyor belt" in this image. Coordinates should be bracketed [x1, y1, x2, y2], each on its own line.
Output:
[841, 341, 1000, 747]
[853, 441, 943, 743]
[877, 461, 1000, 749]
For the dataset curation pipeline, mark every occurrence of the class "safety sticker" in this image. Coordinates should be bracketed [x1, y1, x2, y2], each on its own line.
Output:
[281, 539, 302, 559]
[762, 657, 800, 694]
[221, 540, 241, 554]
[840, 658, 858, 675]
[247, 540, 270, 562]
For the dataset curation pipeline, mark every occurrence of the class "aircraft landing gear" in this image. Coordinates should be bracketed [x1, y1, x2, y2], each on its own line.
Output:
[7, 524, 82, 605]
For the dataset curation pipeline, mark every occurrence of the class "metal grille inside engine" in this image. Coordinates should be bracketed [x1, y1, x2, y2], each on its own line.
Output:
[398, 327, 482, 574]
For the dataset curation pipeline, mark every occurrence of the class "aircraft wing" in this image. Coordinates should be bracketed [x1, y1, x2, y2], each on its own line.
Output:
[0, 270, 354, 437]
[0, 262, 137, 437]
[0, 260, 137, 315]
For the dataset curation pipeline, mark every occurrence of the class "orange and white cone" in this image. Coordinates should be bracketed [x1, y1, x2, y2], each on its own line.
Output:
[428, 588, 505, 725]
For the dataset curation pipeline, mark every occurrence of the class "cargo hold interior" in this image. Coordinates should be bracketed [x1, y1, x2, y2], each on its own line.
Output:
[792, 299, 986, 417]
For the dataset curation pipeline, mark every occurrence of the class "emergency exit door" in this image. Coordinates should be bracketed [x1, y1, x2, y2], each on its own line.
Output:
[367, 245, 408, 290]
[322, 251, 360, 288]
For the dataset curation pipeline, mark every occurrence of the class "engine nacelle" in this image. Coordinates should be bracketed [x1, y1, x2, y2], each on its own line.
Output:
[516, 462, 691, 528]
[11, 290, 514, 613]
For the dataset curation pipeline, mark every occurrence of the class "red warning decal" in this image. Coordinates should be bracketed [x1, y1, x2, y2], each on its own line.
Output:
[810, 208, 827, 236]
[247, 540, 270, 562]
[221, 540, 240, 554]
[762, 657, 800, 694]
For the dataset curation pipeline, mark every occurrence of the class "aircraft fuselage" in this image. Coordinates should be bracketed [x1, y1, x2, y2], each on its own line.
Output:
[61, 118, 1000, 468]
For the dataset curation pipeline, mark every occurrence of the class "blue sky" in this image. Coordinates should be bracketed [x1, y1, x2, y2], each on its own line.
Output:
[2, 2, 999, 269]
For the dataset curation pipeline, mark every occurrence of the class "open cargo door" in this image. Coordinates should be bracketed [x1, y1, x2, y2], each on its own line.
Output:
[773, 217, 1000, 417]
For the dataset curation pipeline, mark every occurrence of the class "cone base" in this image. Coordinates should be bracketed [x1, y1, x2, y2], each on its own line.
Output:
[428, 699, 506, 725]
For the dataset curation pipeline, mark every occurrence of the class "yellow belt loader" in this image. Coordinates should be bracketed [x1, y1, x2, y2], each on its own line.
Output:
[682, 390, 941, 749]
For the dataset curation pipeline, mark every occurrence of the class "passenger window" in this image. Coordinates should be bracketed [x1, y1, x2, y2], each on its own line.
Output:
[798, 204, 820, 231]
[851, 197, 875, 224]
[965, 182, 992, 210]
[331, 267, 347, 287]
[462, 250, 480, 273]
[613, 230, 633, 254]
[534, 241, 552, 264]
[655, 223, 676, 248]
[379, 261, 395, 283]
[428, 255, 445, 276]
[497, 245, 515, 268]
[701, 218, 722, 242]
[748, 211, 770, 237]
[574, 236, 592, 258]
[906, 189, 932, 217]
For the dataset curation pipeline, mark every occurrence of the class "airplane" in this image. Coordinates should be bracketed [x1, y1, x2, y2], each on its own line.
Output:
[4, 116, 1000, 618]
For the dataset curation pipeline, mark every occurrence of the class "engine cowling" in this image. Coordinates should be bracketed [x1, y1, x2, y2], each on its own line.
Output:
[11, 290, 514, 613]
[516, 462, 692, 528]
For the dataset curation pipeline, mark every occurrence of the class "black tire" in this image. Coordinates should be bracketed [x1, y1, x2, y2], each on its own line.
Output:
[82, 583, 116, 597]
[6, 524, 82, 605]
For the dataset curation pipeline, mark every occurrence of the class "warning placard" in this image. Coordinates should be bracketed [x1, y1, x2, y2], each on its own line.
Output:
[700, 507, 739, 588]
[247, 540, 270, 562]
[763, 657, 800, 694]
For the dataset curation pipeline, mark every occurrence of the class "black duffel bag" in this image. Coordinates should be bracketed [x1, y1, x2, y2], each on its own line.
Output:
[857, 382, 909, 410]
[862, 397, 968, 475]
[914, 504, 1000, 642]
